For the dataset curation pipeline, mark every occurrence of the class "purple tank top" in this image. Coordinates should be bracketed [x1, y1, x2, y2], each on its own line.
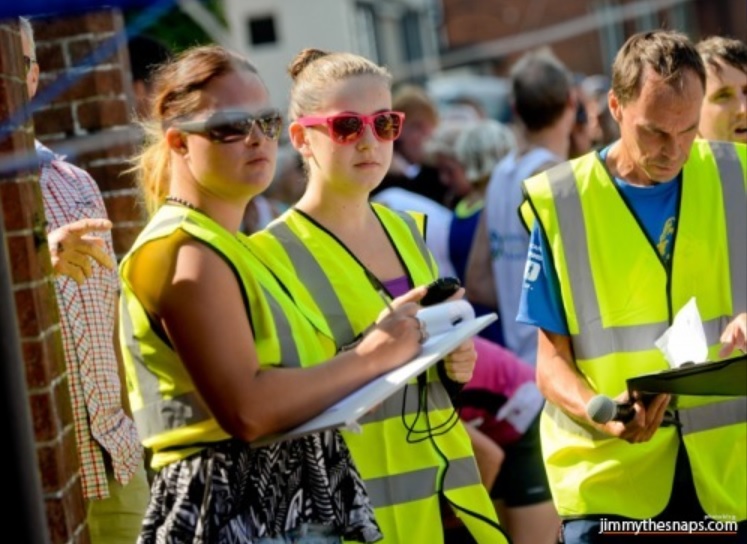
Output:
[382, 275, 410, 298]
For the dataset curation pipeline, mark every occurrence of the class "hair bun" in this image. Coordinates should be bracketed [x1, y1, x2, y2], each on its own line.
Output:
[288, 48, 329, 80]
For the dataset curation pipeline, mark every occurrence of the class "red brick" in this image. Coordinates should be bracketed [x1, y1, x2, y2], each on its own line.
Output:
[21, 331, 64, 389]
[29, 390, 59, 442]
[37, 442, 65, 492]
[33, 103, 75, 137]
[5, 231, 47, 284]
[76, 98, 129, 131]
[62, 471, 88, 531]
[68, 36, 119, 66]
[44, 494, 71, 544]
[0, 178, 43, 233]
[34, 10, 115, 41]
[75, 140, 137, 165]
[0, 24, 25, 76]
[103, 192, 141, 223]
[13, 282, 59, 339]
[40, 67, 125, 103]
[36, 42, 66, 73]
[87, 161, 137, 193]
[54, 377, 75, 435]
[0, 123, 34, 154]
[112, 224, 145, 257]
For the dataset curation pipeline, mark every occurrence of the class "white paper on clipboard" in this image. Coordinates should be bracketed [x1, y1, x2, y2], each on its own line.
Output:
[252, 301, 497, 447]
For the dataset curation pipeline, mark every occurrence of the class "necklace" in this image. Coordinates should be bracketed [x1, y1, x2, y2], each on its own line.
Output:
[165, 195, 203, 213]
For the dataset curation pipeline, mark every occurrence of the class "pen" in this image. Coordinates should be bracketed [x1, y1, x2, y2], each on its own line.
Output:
[378, 289, 395, 315]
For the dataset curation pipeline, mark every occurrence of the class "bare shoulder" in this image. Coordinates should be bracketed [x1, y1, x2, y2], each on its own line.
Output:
[127, 230, 240, 316]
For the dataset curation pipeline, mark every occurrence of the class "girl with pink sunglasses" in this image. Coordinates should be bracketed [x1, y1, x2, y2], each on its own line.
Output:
[249, 49, 509, 544]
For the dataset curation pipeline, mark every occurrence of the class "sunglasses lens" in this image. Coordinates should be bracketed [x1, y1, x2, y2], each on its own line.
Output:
[373, 113, 403, 141]
[207, 113, 282, 143]
[256, 114, 283, 140]
[330, 116, 364, 143]
[209, 121, 249, 143]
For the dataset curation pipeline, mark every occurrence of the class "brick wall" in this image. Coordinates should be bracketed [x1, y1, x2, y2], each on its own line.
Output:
[32, 9, 145, 257]
[0, 9, 143, 544]
[0, 18, 86, 544]
[441, 0, 747, 77]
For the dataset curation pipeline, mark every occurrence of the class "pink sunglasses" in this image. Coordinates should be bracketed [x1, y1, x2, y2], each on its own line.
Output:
[297, 111, 405, 144]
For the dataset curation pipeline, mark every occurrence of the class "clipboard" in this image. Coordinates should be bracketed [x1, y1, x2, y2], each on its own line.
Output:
[626, 354, 747, 397]
[252, 306, 498, 447]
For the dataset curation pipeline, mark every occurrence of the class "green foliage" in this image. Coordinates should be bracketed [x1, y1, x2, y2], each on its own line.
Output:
[124, 0, 226, 53]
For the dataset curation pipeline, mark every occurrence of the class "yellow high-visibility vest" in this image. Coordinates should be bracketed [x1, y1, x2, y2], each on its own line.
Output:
[249, 203, 507, 543]
[119, 205, 334, 469]
[521, 140, 747, 519]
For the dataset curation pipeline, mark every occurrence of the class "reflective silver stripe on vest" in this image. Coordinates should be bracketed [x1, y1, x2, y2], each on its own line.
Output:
[710, 141, 747, 314]
[680, 398, 747, 435]
[547, 162, 733, 360]
[120, 295, 214, 438]
[124, 213, 299, 436]
[266, 221, 356, 346]
[391, 210, 437, 277]
[259, 284, 300, 367]
[543, 402, 610, 441]
[134, 393, 214, 440]
[178, 214, 302, 367]
[365, 456, 481, 508]
[139, 214, 185, 241]
[359, 381, 453, 424]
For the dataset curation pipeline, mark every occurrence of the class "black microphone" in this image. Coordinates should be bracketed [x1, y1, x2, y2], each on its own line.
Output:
[586, 395, 635, 424]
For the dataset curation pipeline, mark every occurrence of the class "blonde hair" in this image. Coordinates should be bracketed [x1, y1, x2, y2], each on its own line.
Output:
[455, 120, 516, 184]
[133, 45, 260, 215]
[287, 48, 392, 120]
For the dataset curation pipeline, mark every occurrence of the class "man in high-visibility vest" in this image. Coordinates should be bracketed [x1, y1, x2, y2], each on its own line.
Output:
[517, 29, 746, 543]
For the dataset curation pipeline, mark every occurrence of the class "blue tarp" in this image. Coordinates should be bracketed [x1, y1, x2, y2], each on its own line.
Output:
[1, 0, 162, 19]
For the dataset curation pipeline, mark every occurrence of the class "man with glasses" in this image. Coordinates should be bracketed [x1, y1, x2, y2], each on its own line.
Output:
[20, 17, 149, 544]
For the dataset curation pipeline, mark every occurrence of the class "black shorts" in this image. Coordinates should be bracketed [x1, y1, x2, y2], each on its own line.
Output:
[490, 414, 553, 507]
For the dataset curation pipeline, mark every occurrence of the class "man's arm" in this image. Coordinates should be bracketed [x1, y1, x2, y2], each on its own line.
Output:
[47, 218, 115, 283]
[537, 329, 671, 444]
[465, 212, 498, 308]
[719, 312, 747, 357]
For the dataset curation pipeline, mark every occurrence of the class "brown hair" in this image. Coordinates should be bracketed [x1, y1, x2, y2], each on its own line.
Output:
[611, 30, 706, 105]
[287, 48, 392, 120]
[509, 47, 573, 131]
[134, 45, 260, 215]
[391, 84, 439, 125]
[697, 36, 747, 76]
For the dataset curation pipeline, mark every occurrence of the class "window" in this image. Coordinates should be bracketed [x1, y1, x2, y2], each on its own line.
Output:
[355, 3, 380, 64]
[247, 15, 277, 46]
[401, 10, 424, 63]
[594, 0, 625, 70]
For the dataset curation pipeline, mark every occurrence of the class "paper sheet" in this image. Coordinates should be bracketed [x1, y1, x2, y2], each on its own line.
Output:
[654, 297, 709, 368]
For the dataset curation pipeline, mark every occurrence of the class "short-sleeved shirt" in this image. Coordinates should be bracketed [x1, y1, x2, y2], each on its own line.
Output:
[517, 145, 681, 334]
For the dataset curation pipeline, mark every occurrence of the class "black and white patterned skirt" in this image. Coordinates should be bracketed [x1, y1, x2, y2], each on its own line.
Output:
[139, 432, 382, 543]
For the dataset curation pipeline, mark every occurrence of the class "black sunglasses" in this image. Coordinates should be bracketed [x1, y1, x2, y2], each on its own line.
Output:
[23, 55, 36, 75]
[176, 109, 283, 143]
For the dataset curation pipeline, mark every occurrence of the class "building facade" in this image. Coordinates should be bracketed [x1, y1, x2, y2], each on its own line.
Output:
[222, 0, 442, 109]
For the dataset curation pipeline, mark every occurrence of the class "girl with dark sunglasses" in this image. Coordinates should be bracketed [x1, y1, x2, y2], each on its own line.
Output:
[248, 49, 510, 544]
[120, 44, 427, 544]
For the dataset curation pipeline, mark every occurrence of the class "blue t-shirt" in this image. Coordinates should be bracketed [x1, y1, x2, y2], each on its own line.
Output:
[517, 147, 681, 334]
